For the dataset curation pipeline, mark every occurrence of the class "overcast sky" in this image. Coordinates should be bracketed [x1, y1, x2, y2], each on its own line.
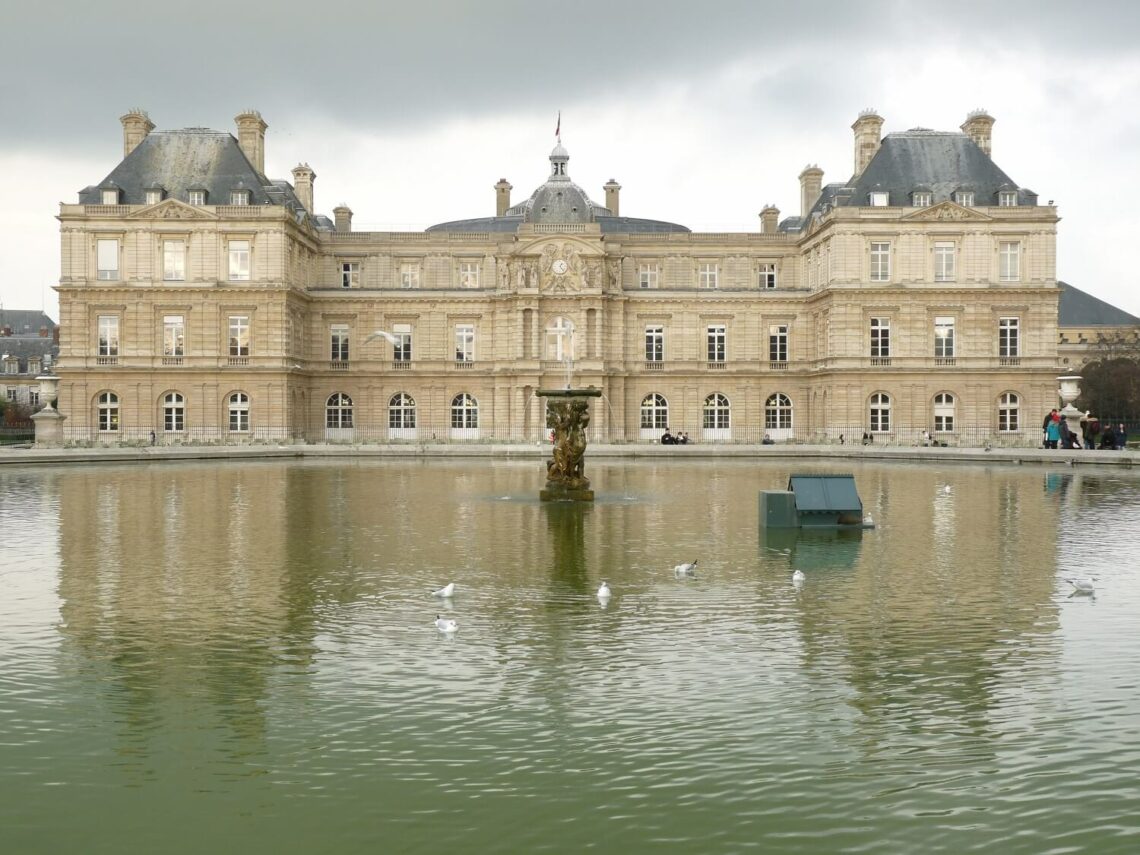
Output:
[2, 0, 1139, 319]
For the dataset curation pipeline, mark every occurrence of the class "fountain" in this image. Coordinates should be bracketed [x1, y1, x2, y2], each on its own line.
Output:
[536, 387, 602, 502]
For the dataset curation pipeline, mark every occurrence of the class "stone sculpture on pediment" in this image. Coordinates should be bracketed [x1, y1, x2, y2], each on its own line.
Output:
[539, 241, 584, 293]
[136, 200, 215, 220]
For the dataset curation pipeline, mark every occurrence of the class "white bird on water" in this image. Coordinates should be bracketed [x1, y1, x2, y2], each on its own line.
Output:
[943, 485, 952, 494]
[1065, 578, 1096, 595]
[431, 582, 455, 598]
[792, 570, 806, 585]
[674, 560, 698, 577]
[597, 581, 612, 601]
[435, 615, 459, 633]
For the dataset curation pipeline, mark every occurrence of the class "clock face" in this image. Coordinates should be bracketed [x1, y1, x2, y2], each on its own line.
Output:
[552, 259, 568, 275]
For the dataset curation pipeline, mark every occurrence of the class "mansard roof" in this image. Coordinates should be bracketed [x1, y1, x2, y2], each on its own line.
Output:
[0, 309, 56, 335]
[1059, 281, 1140, 327]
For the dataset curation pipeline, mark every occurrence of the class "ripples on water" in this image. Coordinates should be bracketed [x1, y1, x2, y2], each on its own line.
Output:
[2, 460, 1140, 854]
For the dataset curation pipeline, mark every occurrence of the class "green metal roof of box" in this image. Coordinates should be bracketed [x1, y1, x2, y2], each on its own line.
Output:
[786, 475, 862, 514]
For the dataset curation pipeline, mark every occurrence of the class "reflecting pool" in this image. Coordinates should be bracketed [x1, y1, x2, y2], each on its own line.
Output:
[2, 459, 1139, 853]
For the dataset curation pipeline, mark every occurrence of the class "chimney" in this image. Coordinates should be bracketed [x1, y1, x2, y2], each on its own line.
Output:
[333, 204, 353, 233]
[120, 109, 155, 158]
[494, 178, 513, 217]
[760, 205, 780, 234]
[39, 326, 49, 338]
[603, 179, 621, 216]
[960, 109, 995, 157]
[235, 110, 268, 174]
[291, 163, 316, 213]
[798, 165, 824, 218]
[851, 109, 884, 176]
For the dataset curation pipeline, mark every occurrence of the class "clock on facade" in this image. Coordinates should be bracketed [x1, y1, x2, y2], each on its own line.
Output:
[552, 259, 568, 275]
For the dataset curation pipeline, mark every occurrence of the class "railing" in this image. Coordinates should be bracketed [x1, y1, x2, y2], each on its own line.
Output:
[870, 357, 892, 367]
[84, 205, 131, 215]
[161, 357, 184, 366]
[329, 360, 349, 371]
[934, 357, 956, 367]
[999, 357, 1021, 367]
[227, 357, 250, 367]
[706, 361, 727, 370]
[644, 361, 664, 371]
[96, 356, 118, 366]
[452, 360, 475, 370]
[392, 361, 411, 370]
[768, 361, 789, 371]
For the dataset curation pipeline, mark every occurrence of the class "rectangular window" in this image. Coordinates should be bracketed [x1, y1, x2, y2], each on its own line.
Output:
[707, 324, 726, 362]
[869, 191, 889, 206]
[4, 362, 17, 375]
[458, 262, 480, 289]
[145, 189, 163, 205]
[400, 263, 420, 289]
[28, 358, 40, 374]
[999, 191, 1018, 207]
[870, 317, 890, 358]
[97, 239, 119, 280]
[228, 240, 250, 281]
[29, 390, 39, 407]
[698, 263, 718, 290]
[758, 263, 777, 289]
[639, 263, 659, 289]
[645, 325, 663, 362]
[999, 317, 1020, 357]
[955, 191, 974, 207]
[97, 315, 119, 357]
[392, 323, 412, 361]
[330, 324, 349, 362]
[769, 324, 788, 362]
[163, 240, 186, 281]
[870, 242, 890, 282]
[1000, 241, 1020, 282]
[230, 191, 249, 206]
[341, 262, 359, 289]
[101, 189, 118, 205]
[163, 315, 185, 357]
[912, 192, 932, 207]
[934, 316, 955, 358]
[934, 241, 956, 282]
[455, 324, 475, 362]
[5, 387, 15, 400]
[228, 316, 250, 357]
[188, 190, 206, 206]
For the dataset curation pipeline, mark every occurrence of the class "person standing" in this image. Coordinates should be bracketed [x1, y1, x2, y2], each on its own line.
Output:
[1115, 423, 1128, 450]
[1045, 413, 1061, 450]
[1042, 409, 1058, 448]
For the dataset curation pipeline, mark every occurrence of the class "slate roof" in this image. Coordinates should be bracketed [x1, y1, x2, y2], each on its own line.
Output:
[1058, 281, 1140, 327]
[0, 310, 58, 374]
[0, 310, 56, 336]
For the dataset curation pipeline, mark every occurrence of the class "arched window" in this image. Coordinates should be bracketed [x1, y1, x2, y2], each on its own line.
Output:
[97, 391, 119, 432]
[388, 393, 417, 429]
[163, 392, 185, 432]
[228, 392, 250, 432]
[998, 392, 1019, 432]
[869, 392, 890, 432]
[765, 393, 793, 430]
[703, 393, 731, 430]
[326, 392, 353, 429]
[451, 393, 479, 429]
[933, 392, 955, 433]
[640, 393, 669, 430]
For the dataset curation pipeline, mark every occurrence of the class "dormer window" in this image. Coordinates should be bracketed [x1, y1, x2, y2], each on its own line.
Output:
[954, 191, 974, 206]
[869, 191, 889, 207]
[998, 190, 1018, 207]
[101, 188, 119, 205]
[230, 190, 250, 206]
[145, 187, 164, 205]
[188, 189, 207, 206]
[911, 191, 932, 207]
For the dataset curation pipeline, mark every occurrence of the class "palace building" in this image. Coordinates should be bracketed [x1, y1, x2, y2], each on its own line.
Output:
[55, 108, 1063, 444]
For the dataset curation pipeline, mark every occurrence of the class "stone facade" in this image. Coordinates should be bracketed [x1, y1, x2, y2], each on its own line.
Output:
[56, 109, 1064, 445]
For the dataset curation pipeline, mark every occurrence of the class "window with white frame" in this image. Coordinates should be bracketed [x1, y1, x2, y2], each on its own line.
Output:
[341, 262, 359, 289]
[934, 316, 955, 358]
[758, 263, 777, 289]
[163, 392, 185, 432]
[999, 241, 1020, 282]
[999, 317, 1020, 357]
[645, 325, 664, 362]
[998, 392, 1020, 431]
[934, 241, 956, 282]
[163, 240, 186, 281]
[228, 392, 250, 431]
[330, 324, 349, 362]
[4, 359, 17, 375]
[703, 393, 730, 430]
[870, 241, 890, 282]
[188, 190, 206, 206]
[4, 386, 15, 400]
[869, 191, 889, 206]
[388, 393, 417, 429]
[639, 263, 659, 289]
[707, 324, 726, 362]
[28, 358, 40, 374]
[998, 190, 1018, 207]
[97, 238, 119, 280]
[870, 317, 890, 358]
[455, 324, 475, 362]
[145, 189, 163, 205]
[326, 392, 353, 428]
[400, 263, 420, 289]
[955, 191, 974, 207]
[229, 315, 250, 357]
[765, 393, 792, 430]
[228, 240, 250, 281]
[230, 190, 250, 206]
[869, 392, 891, 432]
[698, 262, 718, 289]
[97, 391, 119, 431]
[163, 315, 185, 357]
[392, 323, 412, 361]
[97, 315, 119, 357]
[458, 262, 480, 289]
[769, 324, 788, 362]
[640, 393, 668, 430]
[451, 393, 479, 429]
[545, 317, 575, 361]
[912, 191, 932, 207]
[102, 188, 120, 205]
[29, 390, 39, 407]
[933, 392, 955, 432]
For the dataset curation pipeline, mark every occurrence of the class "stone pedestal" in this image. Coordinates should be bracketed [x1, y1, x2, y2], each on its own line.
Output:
[540, 485, 595, 502]
[1057, 375, 1083, 446]
[31, 408, 66, 447]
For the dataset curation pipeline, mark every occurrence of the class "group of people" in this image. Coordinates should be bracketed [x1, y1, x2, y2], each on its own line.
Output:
[660, 429, 690, 445]
[1043, 409, 1128, 450]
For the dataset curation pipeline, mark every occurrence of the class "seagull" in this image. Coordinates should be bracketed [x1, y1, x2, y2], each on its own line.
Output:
[1064, 578, 1096, 595]
[435, 614, 459, 633]
[673, 560, 698, 577]
[431, 582, 455, 598]
[597, 581, 612, 601]
[792, 570, 806, 584]
[364, 329, 400, 346]
[863, 514, 873, 526]
[943, 485, 952, 494]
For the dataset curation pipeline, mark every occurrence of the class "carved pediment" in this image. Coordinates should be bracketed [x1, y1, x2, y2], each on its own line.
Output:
[902, 201, 993, 222]
[132, 199, 218, 220]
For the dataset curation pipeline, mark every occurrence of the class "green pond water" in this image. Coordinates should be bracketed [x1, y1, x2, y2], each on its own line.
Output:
[1, 459, 1138, 854]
